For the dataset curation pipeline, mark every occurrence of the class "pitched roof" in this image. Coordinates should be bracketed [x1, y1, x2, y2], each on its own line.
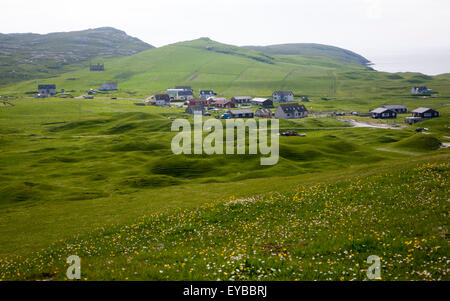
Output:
[213, 98, 231, 105]
[232, 96, 252, 99]
[381, 104, 407, 109]
[273, 91, 293, 96]
[154, 94, 170, 101]
[371, 107, 394, 114]
[256, 108, 272, 114]
[228, 109, 254, 114]
[412, 107, 434, 113]
[278, 103, 307, 113]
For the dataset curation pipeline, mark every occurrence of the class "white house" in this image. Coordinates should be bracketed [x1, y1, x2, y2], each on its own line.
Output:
[272, 91, 294, 102]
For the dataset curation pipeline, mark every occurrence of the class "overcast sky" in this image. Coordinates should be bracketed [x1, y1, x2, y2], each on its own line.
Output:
[2, 0, 450, 74]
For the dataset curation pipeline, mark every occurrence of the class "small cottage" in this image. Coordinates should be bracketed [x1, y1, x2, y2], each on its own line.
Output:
[189, 98, 210, 106]
[250, 98, 273, 108]
[199, 90, 216, 99]
[255, 108, 273, 118]
[213, 98, 235, 109]
[275, 103, 308, 119]
[411, 86, 437, 95]
[152, 94, 171, 106]
[38, 84, 56, 95]
[272, 91, 294, 102]
[227, 109, 254, 118]
[90, 64, 104, 71]
[370, 107, 397, 119]
[177, 90, 194, 101]
[412, 107, 439, 119]
[231, 96, 252, 104]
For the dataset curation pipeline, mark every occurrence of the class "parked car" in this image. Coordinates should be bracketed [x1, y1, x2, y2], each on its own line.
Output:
[111, 97, 117, 100]
[220, 113, 231, 119]
[280, 131, 300, 136]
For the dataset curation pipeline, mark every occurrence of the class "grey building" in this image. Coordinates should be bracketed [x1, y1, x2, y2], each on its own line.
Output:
[411, 86, 437, 95]
[231, 96, 252, 104]
[227, 109, 254, 118]
[370, 107, 397, 119]
[90, 64, 104, 71]
[272, 91, 294, 102]
[412, 107, 439, 119]
[199, 90, 216, 99]
[275, 103, 308, 119]
[255, 108, 273, 118]
[250, 98, 273, 108]
[38, 84, 56, 95]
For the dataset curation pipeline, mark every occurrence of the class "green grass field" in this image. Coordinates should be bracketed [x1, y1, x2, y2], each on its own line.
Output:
[0, 38, 449, 281]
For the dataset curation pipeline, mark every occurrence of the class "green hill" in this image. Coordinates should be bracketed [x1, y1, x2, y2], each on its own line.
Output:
[244, 43, 371, 66]
[2, 37, 449, 98]
[0, 27, 153, 85]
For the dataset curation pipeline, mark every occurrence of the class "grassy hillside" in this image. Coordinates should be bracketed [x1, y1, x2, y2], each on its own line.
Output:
[0, 27, 153, 86]
[244, 43, 371, 66]
[1, 157, 448, 280]
[2, 38, 449, 98]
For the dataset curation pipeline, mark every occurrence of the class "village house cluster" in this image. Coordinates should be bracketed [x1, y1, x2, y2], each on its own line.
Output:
[32, 82, 441, 124]
[145, 87, 308, 120]
[369, 104, 439, 124]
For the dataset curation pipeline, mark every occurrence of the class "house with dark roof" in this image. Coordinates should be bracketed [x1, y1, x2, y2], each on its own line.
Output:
[255, 108, 273, 118]
[90, 64, 104, 71]
[412, 107, 439, 119]
[227, 109, 254, 118]
[273, 91, 294, 102]
[188, 98, 210, 106]
[177, 90, 194, 101]
[199, 90, 216, 99]
[38, 84, 56, 96]
[411, 86, 437, 95]
[275, 103, 308, 119]
[231, 96, 252, 104]
[213, 98, 235, 109]
[370, 107, 397, 119]
[250, 98, 273, 108]
[151, 94, 171, 106]
[381, 105, 409, 114]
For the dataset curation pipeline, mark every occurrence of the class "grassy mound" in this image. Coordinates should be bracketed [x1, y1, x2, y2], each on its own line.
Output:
[394, 134, 442, 152]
